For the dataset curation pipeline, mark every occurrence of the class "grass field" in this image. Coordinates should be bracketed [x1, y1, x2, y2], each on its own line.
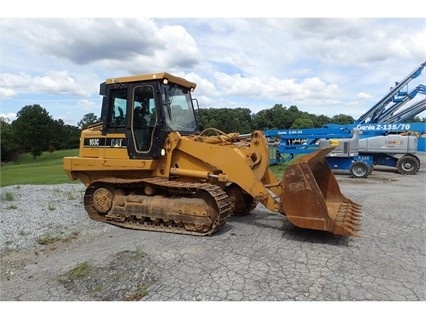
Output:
[0, 149, 79, 187]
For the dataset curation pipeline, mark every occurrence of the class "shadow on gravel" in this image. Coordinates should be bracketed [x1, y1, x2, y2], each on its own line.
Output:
[228, 213, 352, 246]
[279, 223, 352, 246]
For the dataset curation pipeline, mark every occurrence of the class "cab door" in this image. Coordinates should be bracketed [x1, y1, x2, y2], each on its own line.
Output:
[126, 84, 166, 159]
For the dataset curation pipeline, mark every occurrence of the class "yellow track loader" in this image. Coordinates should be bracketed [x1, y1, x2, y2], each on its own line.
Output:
[64, 72, 361, 236]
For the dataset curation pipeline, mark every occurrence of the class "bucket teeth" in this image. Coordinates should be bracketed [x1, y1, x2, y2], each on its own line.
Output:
[351, 216, 362, 222]
[333, 201, 363, 236]
[343, 222, 361, 231]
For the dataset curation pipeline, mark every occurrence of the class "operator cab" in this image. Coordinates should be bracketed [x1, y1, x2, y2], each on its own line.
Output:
[99, 72, 198, 159]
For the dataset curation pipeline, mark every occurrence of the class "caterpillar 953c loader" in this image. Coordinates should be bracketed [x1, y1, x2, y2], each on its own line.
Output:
[63, 72, 362, 237]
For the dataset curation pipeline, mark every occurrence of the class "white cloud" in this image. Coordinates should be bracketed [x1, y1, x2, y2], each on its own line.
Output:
[2, 19, 201, 76]
[205, 73, 342, 105]
[0, 87, 17, 99]
[1, 18, 425, 125]
[0, 113, 18, 122]
[1, 71, 91, 96]
[357, 92, 373, 99]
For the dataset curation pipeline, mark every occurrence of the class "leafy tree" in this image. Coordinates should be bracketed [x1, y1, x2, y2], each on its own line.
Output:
[405, 115, 425, 122]
[252, 104, 293, 130]
[50, 119, 81, 150]
[61, 124, 81, 149]
[291, 117, 314, 129]
[1, 117, 19, 162]
[78, 112, 99, 129]
[12, 105, 56, 160]
[198, 108, 253, 133]
[330, 114, 355, 125]
[310, 114, 331, 128]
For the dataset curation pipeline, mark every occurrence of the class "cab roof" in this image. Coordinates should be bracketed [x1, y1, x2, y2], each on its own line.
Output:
[105, 72, 196, 90]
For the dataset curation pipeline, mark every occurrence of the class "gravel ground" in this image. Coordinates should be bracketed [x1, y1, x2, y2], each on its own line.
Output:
[0, 183, 109, 252]
[1, 156, 425, 318]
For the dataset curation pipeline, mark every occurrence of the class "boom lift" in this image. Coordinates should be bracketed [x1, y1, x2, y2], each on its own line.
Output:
[376, 85, 426, 123]
[356, 61, 425, 125]
[267, 128, 374, 178]
[267, 61, 425, 175]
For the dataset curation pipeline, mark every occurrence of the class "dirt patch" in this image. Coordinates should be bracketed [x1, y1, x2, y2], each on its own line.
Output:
[57, 249, 159, 301]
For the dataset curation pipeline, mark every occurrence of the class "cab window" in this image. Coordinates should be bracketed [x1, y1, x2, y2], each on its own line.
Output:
[108, 89, 127, 128]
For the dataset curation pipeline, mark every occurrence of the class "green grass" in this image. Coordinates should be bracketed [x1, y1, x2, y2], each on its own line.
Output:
[37, 233, 62, 245]
[70, 261, 91, 279]
[1, 191, 15, 201]
[0, 149, 79, 187]
[269, 154, 304, 179]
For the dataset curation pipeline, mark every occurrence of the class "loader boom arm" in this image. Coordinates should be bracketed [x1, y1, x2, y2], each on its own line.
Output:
[178, 130, 361, 236]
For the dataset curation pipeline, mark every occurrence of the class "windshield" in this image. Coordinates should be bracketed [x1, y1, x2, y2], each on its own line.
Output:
[162, 83, 197, 133]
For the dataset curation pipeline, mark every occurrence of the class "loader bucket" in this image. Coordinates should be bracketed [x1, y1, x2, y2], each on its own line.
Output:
[280, 147, 362, 236]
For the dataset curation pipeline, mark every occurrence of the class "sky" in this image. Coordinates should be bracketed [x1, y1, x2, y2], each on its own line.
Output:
[1, 1, 426, 127]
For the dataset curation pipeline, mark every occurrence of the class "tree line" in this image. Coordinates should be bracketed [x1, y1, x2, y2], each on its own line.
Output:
[1, 103, 424, 162]
[198, 104, 357, 133]
[1, 105, 95, 162]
